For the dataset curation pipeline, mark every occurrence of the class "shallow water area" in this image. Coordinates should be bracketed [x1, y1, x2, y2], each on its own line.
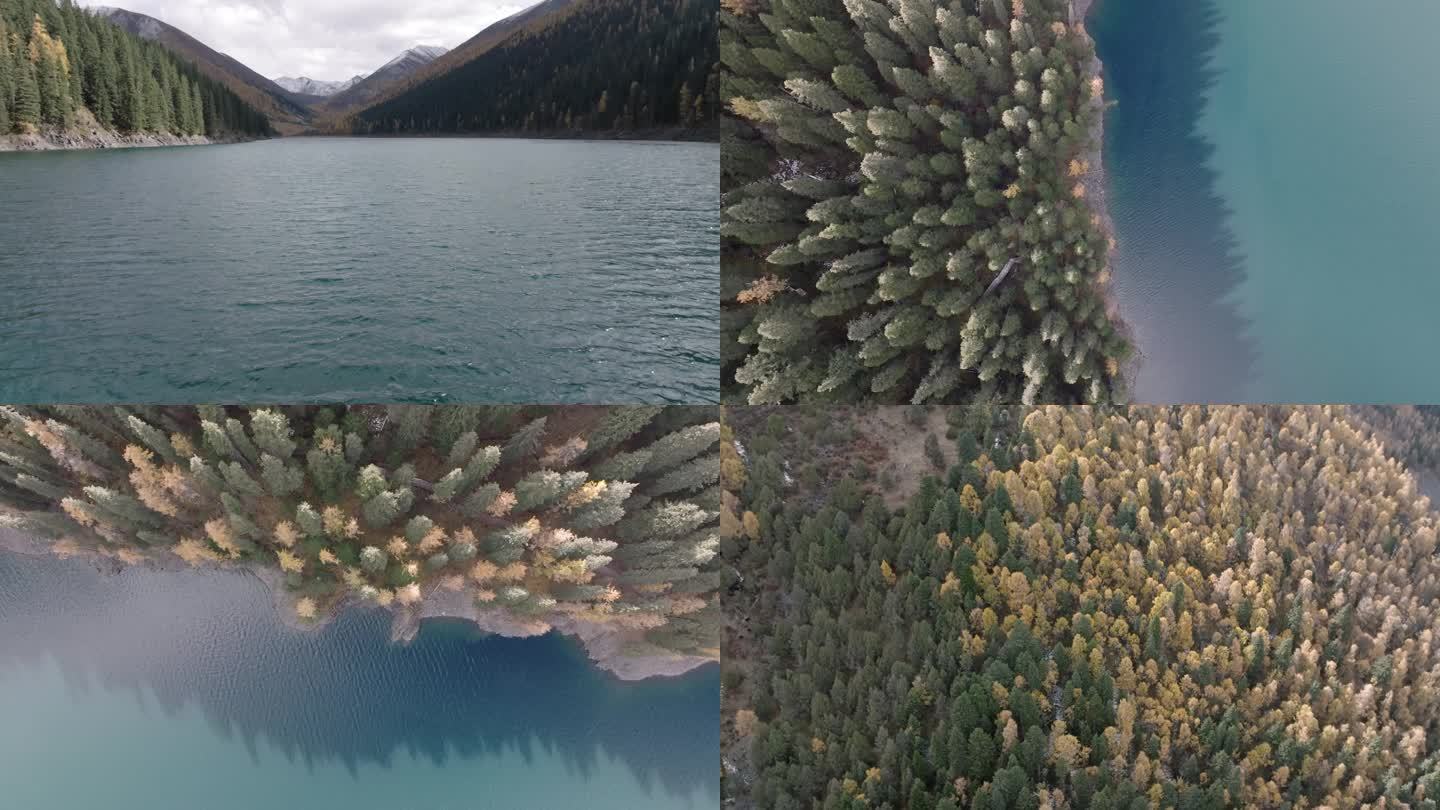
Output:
[1093, 0, 1440, 402]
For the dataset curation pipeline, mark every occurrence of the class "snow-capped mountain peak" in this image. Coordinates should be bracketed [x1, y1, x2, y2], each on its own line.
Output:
[273, 75, 362, 96]
[376, 45, 449, 74]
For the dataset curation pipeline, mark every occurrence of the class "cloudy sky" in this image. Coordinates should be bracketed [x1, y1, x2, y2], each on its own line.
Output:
[85, 0, 533, 80]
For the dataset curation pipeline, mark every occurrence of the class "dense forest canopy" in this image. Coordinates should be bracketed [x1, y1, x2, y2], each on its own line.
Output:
[0, 0, 270, 136]
[721, 0, 1128, 404]
[348, 0, 719, 135]
[724, 405, 1440, 808]
[0, 406, 719, 662]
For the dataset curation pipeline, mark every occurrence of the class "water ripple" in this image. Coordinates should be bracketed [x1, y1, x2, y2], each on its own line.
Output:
[0, 137, 719, 404]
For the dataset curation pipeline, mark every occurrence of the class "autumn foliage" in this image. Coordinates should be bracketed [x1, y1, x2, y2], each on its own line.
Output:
[0, 405, 719, 661]
[725, 405, 1440, 808]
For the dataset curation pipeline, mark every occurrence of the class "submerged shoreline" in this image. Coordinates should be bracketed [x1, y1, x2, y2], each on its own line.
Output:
[1073, 0, 1142, 395]
[0, 528, 712, 682]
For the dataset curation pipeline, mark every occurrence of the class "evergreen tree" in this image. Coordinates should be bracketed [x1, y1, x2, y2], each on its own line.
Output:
[0, 25, 12, 130]
[350, 0, 717, 135]
[12, 48, 39, 130]
[720, 0, 1128, 405]
[0, 406, 718, 669]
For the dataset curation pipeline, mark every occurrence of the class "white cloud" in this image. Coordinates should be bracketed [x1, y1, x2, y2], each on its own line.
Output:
[84, 0, 534, 80]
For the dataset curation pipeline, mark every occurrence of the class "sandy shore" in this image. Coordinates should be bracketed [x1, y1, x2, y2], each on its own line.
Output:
[0, 528, 712, 681]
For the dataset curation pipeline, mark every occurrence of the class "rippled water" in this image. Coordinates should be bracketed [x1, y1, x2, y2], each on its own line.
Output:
[0, 549, 719, 810]
[0, 137, 718, 403]
[1094, 0, 1440, 403]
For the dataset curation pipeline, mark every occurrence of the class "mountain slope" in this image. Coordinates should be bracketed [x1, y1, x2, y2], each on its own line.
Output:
[346, 0, 719, 135]
[273, 75, 361, 97]
[0, 0, 270, 140]
[99, 7, 311, 131]
[318, 45, 448, 115]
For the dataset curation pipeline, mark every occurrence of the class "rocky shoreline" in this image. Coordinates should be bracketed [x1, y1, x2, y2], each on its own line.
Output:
[0, 125, 258, 153]
[0, 527, 712, 681]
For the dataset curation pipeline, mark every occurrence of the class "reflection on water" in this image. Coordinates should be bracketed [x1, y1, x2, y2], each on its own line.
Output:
[0, 550, 718, 809]
[1095, 0, 1440, 402]
[1091, 0, 1255, 403]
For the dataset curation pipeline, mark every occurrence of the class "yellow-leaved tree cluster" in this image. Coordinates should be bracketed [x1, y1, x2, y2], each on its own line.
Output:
[724, 405, 1440, 808]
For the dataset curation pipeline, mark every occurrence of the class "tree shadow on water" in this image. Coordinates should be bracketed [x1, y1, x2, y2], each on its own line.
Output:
[1091, 0, 1259, 403]
[0, 551, 718, 802]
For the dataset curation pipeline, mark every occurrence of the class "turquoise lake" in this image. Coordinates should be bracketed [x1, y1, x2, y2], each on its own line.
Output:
[1093, 0, 1440, 402]
[0, 549, 718, 810]
[0, 137, 718, 404]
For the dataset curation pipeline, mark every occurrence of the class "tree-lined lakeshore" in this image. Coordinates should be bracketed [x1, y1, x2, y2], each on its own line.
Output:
[0, 405, 720, 678]
[0, 0, 270, 149]
[0, 0, 718, 150]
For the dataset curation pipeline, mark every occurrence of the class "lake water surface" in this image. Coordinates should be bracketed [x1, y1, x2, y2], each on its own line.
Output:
[0, 549, 718, 810]
[1093, 0, 1440, 402]
[0, 137, 718, 403]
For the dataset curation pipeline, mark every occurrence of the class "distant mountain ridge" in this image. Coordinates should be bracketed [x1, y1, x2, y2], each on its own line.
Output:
[318, 45, 450, 114]
[348, 0, 719, 136]
[319, 0, 581, 121]
[98, 7, 313, 130]
[90, 1, 716, 139]
[273, 75, 363, 97]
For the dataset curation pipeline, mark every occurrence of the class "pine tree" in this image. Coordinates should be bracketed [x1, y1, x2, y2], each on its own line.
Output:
[0, 26, 12, 132]
[0, 406, 719, 665]
[359, 545, 388, 574]
[720, 0, 1127, 405]
[249, 409, 296, 459]
[259, 454, 303, 496]
[188, 80, 203, 135]
[12, 52, 40, 131]
[502, 417, 548, 464]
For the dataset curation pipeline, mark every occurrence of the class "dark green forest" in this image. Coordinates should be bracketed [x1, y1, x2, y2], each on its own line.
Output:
[350, 0, 719, 135]
[721, 0, 1128, 404]
[0, 0, 269, 137]
[724, 406, 1440, 808]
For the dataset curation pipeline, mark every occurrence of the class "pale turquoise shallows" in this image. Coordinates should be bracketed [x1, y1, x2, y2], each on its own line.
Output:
[0, 550, 719, 810]
[1094, 0, 1440, 402]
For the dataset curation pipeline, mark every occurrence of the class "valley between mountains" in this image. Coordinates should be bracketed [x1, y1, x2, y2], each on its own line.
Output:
[0, 0, 718, 150]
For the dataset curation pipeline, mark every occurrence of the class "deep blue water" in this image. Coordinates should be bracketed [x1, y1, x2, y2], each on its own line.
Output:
[0, 137, 718, 404]
[0, 549, 718, 809]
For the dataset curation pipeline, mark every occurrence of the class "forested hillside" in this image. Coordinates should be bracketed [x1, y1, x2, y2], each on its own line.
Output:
[0, 406, 718, 663]
[0, 0, 269, 137]
[348, 0, 719, 136]
[100, 7, 310, 131]
[721, 0, 1128, 404]
[724, 406, 1440, 807]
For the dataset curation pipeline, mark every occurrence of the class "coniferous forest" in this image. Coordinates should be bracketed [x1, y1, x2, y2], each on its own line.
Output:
[723, 405, 1440, 808]
[0, 405, 719, 664]
[0, 0, 269, 137]
[721, 0, 1128, 404]
[348, 0, 719, 135]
